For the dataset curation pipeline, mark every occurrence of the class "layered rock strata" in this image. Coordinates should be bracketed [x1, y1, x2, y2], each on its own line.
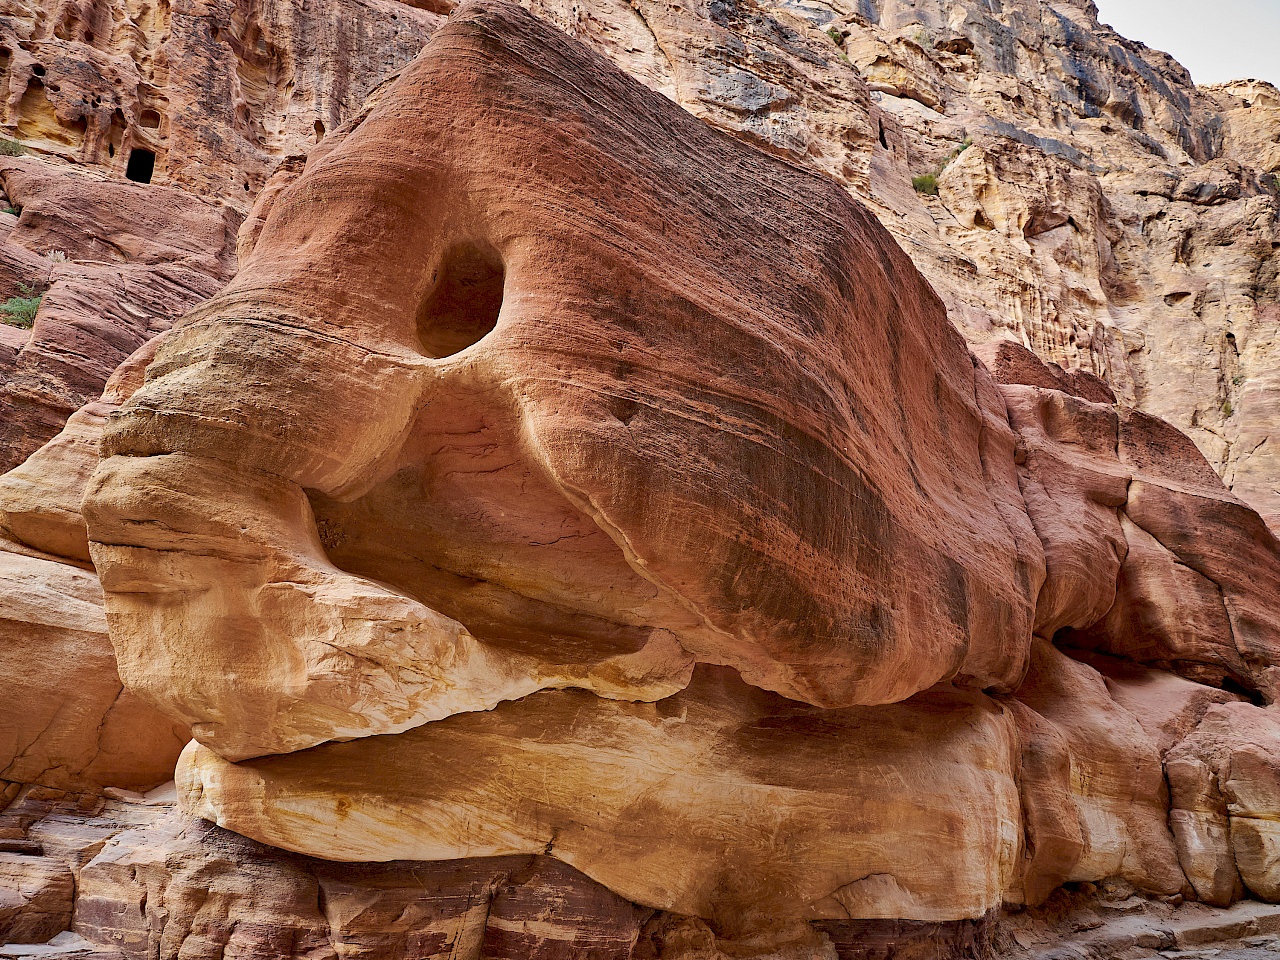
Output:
[83, 0, 1045, 765]
[0, 1, 1268, 953]
[0, 158, 236, 473]
[0, 335, 188, 797]
[0, 0, 441, 209]
[0, 0, 1278, 956]
[1, 0, 1278, 531]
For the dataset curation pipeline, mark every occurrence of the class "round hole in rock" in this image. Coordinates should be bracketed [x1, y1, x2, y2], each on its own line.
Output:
[31, 64, 45, 77]
[314, 119, 325, 141]
[416, 241, 505, 358]
[139, 109, 161, 128]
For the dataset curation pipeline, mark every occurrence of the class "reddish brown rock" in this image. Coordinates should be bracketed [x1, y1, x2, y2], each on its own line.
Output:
[0, 337, 187, 797]
[986, 340, 1280, 703]
[0, 330, 164, 563]
[180, 669, 1023, 926]
[73, 803, 652, 960]
[1074, 652, 1244, 757]
[1003, 697, 1085, 908]
[997, 380, 1128, 638]
[0, 0, 441, 210]
[1, 0, 1280, 949]
[1009, 640, 1185, 900]
[0, 544, 187, 795]
[0, 851, 73, 944]
[84, 0, 1043, 763]
[0, 158, 235, 473]
[1167, 704, 1280, 907]
[1117, 408, 1280, 702]
[1067, 516, 1248, 690]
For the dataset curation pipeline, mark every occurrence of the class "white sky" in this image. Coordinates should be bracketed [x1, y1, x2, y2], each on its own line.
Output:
[1093, 0, 1280, 87]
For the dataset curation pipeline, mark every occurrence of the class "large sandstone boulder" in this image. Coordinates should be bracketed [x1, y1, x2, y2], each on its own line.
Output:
[45, 0, 1280, 942]
[3, 0, 1280, 952]
[82, 0, 1044, 764]
[181, 670, 1024, 926]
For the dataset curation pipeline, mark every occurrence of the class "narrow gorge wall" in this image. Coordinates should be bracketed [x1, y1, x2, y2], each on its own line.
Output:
[0, 0, 1278, 958]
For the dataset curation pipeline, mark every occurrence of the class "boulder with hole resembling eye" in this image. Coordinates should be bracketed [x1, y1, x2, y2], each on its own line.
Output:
[80, 0, 1049, 928]
[83, 0, 1044, 765]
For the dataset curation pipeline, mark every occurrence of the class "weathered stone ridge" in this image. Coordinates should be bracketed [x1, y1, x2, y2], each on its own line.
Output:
[1, 0, 1278, 526]
[85, 0, 1045, 768]
[0, 0, 1277, 957]
[0, 0, 442, 209]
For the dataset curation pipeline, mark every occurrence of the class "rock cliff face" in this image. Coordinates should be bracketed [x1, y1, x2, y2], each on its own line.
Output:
[0, 0, 442, 473]
[0, 0, 1277, 521]
[0, 0, 1278, 957]
[509, 0, 1280, 533]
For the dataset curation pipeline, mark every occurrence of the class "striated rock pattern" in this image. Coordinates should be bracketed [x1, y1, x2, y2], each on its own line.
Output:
[0, 336, 188, 797]
[0, 157, 236, 473]
[0, 0, 442, 209]
[489, 0, 1280, 534]
[0, 2, 1269, 955]
[84, 0, 1047, 766]
[1, 0, 1278, 531]
[0, 0, 1277, 956]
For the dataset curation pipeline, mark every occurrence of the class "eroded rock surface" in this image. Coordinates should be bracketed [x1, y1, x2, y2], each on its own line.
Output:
[0, 158, 235, 473]
[0, 337, 188, 798]
[3, 0, 1278, 529]
[0, 0, 1244, 952]
[84, 0, 1044, 765]
[507, 0, 1280, 534]
[0, 0, 1279, 956]
[0, 0, 442, 210]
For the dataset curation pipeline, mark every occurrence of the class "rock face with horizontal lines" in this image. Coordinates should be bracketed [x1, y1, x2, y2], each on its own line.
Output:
[0, 0, 1279, 957]
[0, 158, 237, 474]
[83, 0, 1046, 766]
[0, 0, 447, 476]
[3, 2, 1275, 955]
[0, 0, 442, 209]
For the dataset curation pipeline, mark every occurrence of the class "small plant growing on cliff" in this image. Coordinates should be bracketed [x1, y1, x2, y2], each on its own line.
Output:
[0, 138, 23, 157]
[912, 173, 939, 195]
[0, 282, 41, 329]
[912, 138, 972, 198]
[946, 137, 973, 164]
[824, 25, 851, 63]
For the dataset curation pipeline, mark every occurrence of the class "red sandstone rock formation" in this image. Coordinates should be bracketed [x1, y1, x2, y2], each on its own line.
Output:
[0, 158, 236, 473]
[0, 336, 187, 797]
[0, 0, 1277, 957]
[84, 0, 1044, 766]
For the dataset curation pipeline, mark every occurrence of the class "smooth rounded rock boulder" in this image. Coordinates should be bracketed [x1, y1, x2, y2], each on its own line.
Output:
[83, 0, 1044, 762]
